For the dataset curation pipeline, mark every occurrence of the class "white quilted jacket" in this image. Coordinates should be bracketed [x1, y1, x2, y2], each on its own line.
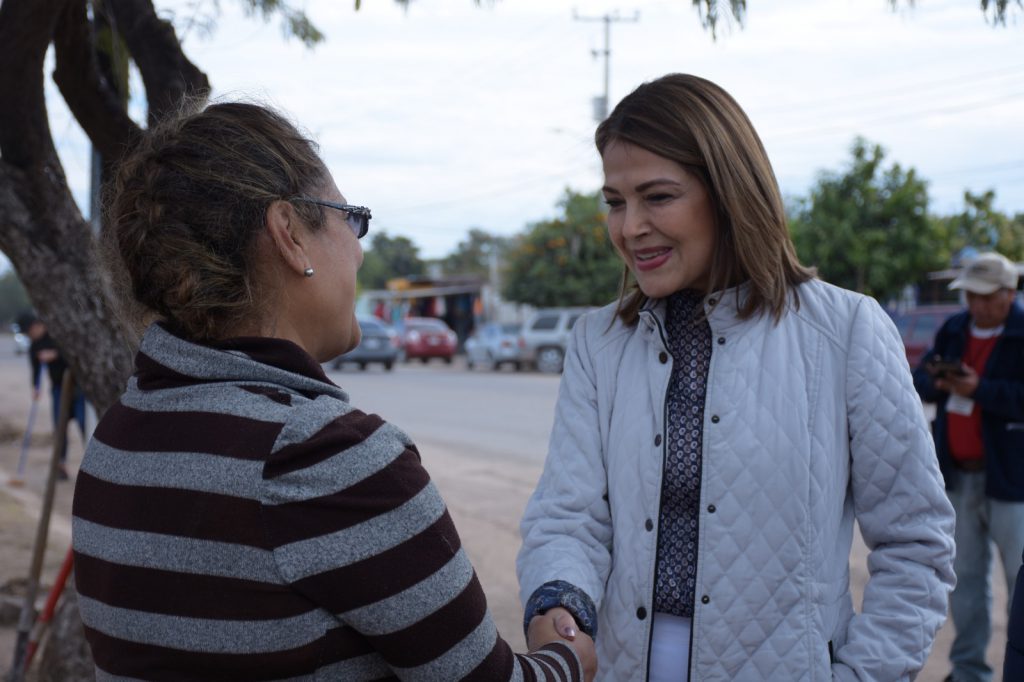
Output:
[518, 279, 955, 681]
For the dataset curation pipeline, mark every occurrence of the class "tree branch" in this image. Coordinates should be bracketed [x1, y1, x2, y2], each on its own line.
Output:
[52, 0, 141, 162]
[0, 0, 67, 168]
[105, 0, 210, 125]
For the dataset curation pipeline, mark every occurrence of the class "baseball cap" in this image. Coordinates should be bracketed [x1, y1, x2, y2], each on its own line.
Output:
[949, 252, 1019, 295]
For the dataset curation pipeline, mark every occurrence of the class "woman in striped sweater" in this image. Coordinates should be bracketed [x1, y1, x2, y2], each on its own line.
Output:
[72, 101, 595, 681]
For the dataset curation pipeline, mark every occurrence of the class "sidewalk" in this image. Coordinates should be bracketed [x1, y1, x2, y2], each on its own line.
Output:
[0, 348, 1007, 680]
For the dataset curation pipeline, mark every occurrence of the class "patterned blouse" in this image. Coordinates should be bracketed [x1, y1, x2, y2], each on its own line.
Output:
[654, 289, 712, 617]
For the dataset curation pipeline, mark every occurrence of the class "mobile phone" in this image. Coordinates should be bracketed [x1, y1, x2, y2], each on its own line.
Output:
[927, 357, 967, 378]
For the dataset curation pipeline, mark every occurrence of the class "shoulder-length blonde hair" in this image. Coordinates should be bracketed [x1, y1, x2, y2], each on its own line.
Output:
[595, 73, 814, 325]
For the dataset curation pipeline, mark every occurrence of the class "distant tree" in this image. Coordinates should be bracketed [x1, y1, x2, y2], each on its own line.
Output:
[888, 0, 1023, 25]
[359, 232, 426, 290]
[937, 190, 1024, 262]
[439, 228, 513, 278]
[0, 269, 32, 325]
[980, 0, 1023, 24]
[790, 138, 946, 301]
[698, 1, 1021, 36]
[690, 0, 747, 36]
[503, 190, 621, 308]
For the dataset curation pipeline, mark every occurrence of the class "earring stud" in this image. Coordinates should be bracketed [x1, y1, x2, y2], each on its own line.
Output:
[303, 267, 314, 278]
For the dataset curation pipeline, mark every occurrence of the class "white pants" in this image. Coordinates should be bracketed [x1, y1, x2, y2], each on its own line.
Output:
[649, 612, 692, 682]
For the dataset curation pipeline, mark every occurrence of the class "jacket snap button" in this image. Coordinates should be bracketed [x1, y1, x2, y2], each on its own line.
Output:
[636, 607, 647, 620]
[707, 504, 716, 513]
[654, 434, 662, 447]
[701, 595, 710, 604]
[708, 298, 717, 306]
[717, 337, 725, 345]
[711, 415, 720, 424]
[658, 351, 669, 364]
[645, 519, 653, 531]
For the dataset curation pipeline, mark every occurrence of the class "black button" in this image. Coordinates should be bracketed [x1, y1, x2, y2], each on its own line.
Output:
[711, 415, 720, 424]
[717, 337, 726, 345]
[701, 595, 710, 604]
[658, 351, 669, 364]
[707, 504, 716, 513]
[654, 434, 662, 446]
[708, 298, 717, 306]
[636, 607, 647, 620]
[602, 492, 609, 502]
[645, 519, 654, 531]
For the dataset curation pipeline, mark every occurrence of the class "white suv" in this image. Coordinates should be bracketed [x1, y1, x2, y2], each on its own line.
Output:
[519, 307, 592, 373]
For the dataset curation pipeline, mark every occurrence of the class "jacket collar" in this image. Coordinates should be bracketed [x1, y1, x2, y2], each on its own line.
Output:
[946, 301, 1024, 339]
[134, 323, 350, 401]
[638, 281, 755, 340]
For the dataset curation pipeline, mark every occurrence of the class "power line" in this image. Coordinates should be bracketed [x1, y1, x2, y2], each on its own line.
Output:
[769, 89, 1024, 143]
[750, 63, 1024, 119]
[928, 159, 1024, 180]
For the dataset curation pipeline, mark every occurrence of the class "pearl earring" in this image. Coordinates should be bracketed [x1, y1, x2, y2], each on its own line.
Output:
[303, 267, 314, 278]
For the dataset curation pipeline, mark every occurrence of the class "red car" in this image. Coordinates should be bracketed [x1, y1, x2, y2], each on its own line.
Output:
[402, 317, 458, 364]
[891, 304, 963, 368]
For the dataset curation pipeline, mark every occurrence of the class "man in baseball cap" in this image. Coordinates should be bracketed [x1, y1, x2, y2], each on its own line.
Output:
[949, 251, 1019, 296]
[914, 251, 1024, 682]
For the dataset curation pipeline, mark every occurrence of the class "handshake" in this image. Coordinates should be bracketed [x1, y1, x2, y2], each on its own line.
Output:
[528, 607, 598, 681]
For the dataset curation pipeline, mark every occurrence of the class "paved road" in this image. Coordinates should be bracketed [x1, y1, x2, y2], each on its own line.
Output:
[327, 358, 561, 463]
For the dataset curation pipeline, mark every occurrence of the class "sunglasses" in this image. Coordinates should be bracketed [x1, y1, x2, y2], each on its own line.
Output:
[293, 197, 371, 239]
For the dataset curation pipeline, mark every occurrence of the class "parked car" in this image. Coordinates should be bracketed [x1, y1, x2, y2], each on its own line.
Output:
[332, 316, 401, 370]
[891, 304, 963, 368]
[519, 307, 592, 374]
[402, 317, 457, 364]
[465, 322, 524, 371]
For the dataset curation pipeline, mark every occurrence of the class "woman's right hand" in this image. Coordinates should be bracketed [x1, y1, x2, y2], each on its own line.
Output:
[527, 607, 597, 682]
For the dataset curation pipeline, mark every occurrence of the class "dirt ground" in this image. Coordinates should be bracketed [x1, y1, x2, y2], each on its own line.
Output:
[0, 338, 1008, 680]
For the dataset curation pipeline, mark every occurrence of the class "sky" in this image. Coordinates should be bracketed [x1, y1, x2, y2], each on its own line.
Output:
[44, 0, 1024, 260]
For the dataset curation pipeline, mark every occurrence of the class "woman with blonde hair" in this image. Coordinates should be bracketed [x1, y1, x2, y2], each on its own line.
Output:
[72, 101, 595, 681]
[517, 74, 955, 681]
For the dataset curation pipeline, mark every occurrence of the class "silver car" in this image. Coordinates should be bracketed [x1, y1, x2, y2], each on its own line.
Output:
[332, 317, 401, 371]
[518, 307, 592, 373]
[465, 322, 524, 371]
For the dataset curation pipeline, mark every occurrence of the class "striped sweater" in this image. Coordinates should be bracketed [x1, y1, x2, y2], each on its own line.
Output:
[72, 323, 581, 681]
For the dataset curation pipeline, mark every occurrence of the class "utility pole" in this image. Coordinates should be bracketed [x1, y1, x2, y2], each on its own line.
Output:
[573, 9, 640, 122]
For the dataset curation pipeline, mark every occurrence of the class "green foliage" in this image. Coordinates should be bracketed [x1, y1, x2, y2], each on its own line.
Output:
[889, 0, 1021, 25]
[359, 232, 426, 290]
[789, 137, 946, 301]
[0, 269, 32, 326]
[503, 190, 621, 308]
[439, 228, 513, 277]
[237, 0, 325, 46]
[980, 0, 1024, 24]
[937, 190, 1024, 262]
[690, 0, 747, 37]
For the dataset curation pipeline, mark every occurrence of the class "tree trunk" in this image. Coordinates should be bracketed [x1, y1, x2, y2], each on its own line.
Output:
[0, 1, 209, 674]
[0, 0, 135, 415]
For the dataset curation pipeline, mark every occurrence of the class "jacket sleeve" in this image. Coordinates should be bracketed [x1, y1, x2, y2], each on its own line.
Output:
[912, 343, 944, 403]
[261, 404, 582, 681]
[1005, 547, 1024, 681]
[517, 313, 613, 627]
[29, 342, 42, 389]
[836, 298, 956, 682]
[971, 371, 1024, 421]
